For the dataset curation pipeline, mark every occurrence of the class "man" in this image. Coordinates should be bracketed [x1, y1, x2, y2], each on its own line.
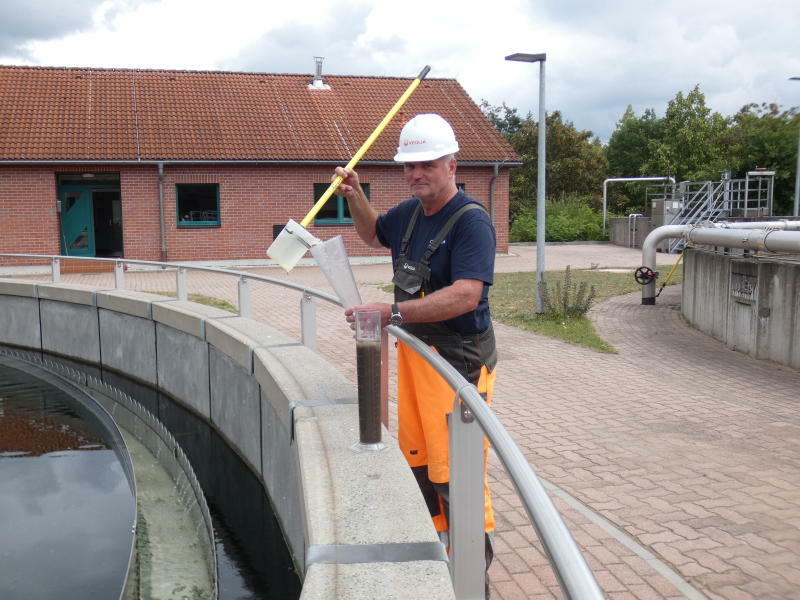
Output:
[335, 113, 498, 566]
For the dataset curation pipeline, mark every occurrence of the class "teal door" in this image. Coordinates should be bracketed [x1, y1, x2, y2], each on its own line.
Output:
[59, 189, 95, 256]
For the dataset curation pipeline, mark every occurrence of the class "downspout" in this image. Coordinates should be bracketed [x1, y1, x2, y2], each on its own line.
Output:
[488, 162, 502, 224]
[157, 162, 167, 262]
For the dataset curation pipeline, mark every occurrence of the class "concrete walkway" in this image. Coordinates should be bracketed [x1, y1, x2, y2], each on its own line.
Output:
[20, 243, 800, 600]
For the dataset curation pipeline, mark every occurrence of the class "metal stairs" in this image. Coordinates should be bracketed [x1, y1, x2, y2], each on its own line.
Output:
[663, 171, 775, 253]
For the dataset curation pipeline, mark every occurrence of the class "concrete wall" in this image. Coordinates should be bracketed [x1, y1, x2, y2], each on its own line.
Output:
[0, 280, 453, 599]
[682, 248, 800, 369]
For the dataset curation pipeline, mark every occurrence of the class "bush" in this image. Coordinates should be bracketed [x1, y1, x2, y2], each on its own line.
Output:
[538, 265, 597, 318]
[509, 194, 605, 242]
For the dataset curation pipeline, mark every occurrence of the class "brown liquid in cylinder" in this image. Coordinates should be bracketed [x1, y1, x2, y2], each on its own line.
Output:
[356, 341, 382, 443]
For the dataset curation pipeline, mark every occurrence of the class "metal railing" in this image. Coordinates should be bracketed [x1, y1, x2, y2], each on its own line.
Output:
[0, 253, 604, 600]
[664, 173, 776, 253]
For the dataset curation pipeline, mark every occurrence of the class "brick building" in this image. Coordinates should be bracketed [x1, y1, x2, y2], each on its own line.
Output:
[0, 65, 518, 265]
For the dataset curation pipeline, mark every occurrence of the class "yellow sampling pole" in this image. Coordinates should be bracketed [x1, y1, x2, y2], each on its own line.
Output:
[267, 65, 431, 272]
[301, 65, 431, 227]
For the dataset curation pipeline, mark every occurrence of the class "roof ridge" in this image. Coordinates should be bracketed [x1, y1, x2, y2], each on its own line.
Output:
[0, 64, 454, 81]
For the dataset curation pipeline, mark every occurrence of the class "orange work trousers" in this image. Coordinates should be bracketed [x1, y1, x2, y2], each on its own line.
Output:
[397, 340, 495, 533]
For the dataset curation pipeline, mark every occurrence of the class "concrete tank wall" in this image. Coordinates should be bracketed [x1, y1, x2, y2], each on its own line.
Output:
[682, 248, 800, 369]
[0, 280, 453, 599]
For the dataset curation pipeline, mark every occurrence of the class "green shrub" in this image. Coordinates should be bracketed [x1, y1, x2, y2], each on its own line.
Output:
[538, 265, 597, 318]
[509, 194, 605, 242]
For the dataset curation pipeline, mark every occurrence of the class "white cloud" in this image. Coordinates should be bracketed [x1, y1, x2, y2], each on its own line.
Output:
[1, 0, 799, 139]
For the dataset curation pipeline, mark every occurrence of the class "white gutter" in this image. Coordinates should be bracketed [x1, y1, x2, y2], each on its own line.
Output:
[641, 221, 800, 304]
[602, 176, 676, 235]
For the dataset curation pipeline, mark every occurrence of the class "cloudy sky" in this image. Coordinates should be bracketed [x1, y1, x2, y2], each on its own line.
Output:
[1, 0, 798, 141]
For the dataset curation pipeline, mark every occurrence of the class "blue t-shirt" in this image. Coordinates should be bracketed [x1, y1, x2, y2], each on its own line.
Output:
[376, 191, 496, 334]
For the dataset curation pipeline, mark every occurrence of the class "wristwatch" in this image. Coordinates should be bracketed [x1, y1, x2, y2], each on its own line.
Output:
[389, 303, 403, 326]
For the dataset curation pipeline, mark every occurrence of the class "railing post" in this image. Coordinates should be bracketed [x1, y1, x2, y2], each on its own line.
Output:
[300, 293, 316, 351]
[114, 261, 125, 289]
[380, 328, 389, 428]
[238, 276, 251, 318]
[176, 267, 187, 300]
[51, 258, 60, 283]
[448, 389, 486, 599]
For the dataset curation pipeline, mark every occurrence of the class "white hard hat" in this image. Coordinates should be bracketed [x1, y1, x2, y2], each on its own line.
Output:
[393, 114, 459, 162]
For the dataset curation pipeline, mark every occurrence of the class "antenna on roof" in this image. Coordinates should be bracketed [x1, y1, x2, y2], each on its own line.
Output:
[308, 56, 331, 90]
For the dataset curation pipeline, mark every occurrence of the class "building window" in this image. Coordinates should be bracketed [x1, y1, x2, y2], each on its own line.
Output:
[177, 184, 220, 227]
[313, 183, 369, 225]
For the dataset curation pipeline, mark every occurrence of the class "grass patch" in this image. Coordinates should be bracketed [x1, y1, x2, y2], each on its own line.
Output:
[146, 290, 237, 313]
[492, 267, 683, 352]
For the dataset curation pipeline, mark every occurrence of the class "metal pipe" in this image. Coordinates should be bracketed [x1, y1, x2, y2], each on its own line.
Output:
[641, 225, 688, 304]
[715, 219, 800, 230]
[641, 223, 800, 304]
[535, 60, 546, 314]
[157, 162, 167, 262]
[602, 176, 676, 235]
[687, 227, 800, 254]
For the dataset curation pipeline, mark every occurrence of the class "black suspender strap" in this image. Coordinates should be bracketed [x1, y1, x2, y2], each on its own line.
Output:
[420, 203, 486, 265]
[398, 202, 422, 259]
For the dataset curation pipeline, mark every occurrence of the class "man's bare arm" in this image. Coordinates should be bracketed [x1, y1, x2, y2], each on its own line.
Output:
[345, 279, 484, 328]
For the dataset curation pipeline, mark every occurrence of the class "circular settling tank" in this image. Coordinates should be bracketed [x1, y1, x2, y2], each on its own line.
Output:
[0, 358, 136, 600]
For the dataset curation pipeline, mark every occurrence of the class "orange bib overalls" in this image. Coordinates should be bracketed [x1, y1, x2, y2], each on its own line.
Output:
[392, 202, 497, 535]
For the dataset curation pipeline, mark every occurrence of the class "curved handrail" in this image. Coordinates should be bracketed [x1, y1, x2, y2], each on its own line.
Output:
[391, 326, 604, 600]
[0, 253, 340, 305]
[0, 253, 603, 599]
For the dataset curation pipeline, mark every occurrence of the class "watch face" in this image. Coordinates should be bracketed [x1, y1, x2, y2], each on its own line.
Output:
[390, 313, 402, 326]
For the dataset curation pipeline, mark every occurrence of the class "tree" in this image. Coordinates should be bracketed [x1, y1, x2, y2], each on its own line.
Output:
[482, 102, 609, 219]
[722, 103, 800, 215]
[606, 105, 664, 178]
[642, 85, 729, 181]
[604, 106, 666, 213]
[479, 100, 524, 137]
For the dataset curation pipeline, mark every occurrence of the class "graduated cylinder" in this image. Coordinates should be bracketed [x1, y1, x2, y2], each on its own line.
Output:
[354, 309, 383, 446]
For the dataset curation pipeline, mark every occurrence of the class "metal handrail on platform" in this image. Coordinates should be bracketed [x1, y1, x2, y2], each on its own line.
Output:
[0, 253, 604, 600]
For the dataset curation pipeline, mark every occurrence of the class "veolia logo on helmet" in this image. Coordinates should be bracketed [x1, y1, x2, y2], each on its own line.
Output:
[403, 139, 427, 147]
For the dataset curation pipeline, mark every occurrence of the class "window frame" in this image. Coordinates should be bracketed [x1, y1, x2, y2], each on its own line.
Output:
[312, 183, 370, 226]
[176, 183, 221, 228]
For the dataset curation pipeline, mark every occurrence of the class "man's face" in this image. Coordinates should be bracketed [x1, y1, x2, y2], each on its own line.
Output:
[402, 156, 456, 203]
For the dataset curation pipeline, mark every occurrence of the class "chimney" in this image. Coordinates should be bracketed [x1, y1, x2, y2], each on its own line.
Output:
[308, 56, 331, 90]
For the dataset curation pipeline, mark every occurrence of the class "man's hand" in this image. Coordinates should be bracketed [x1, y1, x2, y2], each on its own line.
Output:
[333, 166, 381, 248]
[345, 302, 392, 330]
[334, 166, 360, 199]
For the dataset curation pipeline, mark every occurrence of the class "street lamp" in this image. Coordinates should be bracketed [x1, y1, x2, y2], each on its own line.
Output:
[506, 52, 547, 313]
[791, 77, 800, 217]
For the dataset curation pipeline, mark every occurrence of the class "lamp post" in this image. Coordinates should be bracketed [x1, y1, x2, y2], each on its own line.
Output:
[791, 77, 800, 217]
[506, 52, 547, 313]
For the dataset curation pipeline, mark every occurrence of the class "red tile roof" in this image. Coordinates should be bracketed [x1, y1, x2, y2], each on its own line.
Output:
[0, 65, 518, 163]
